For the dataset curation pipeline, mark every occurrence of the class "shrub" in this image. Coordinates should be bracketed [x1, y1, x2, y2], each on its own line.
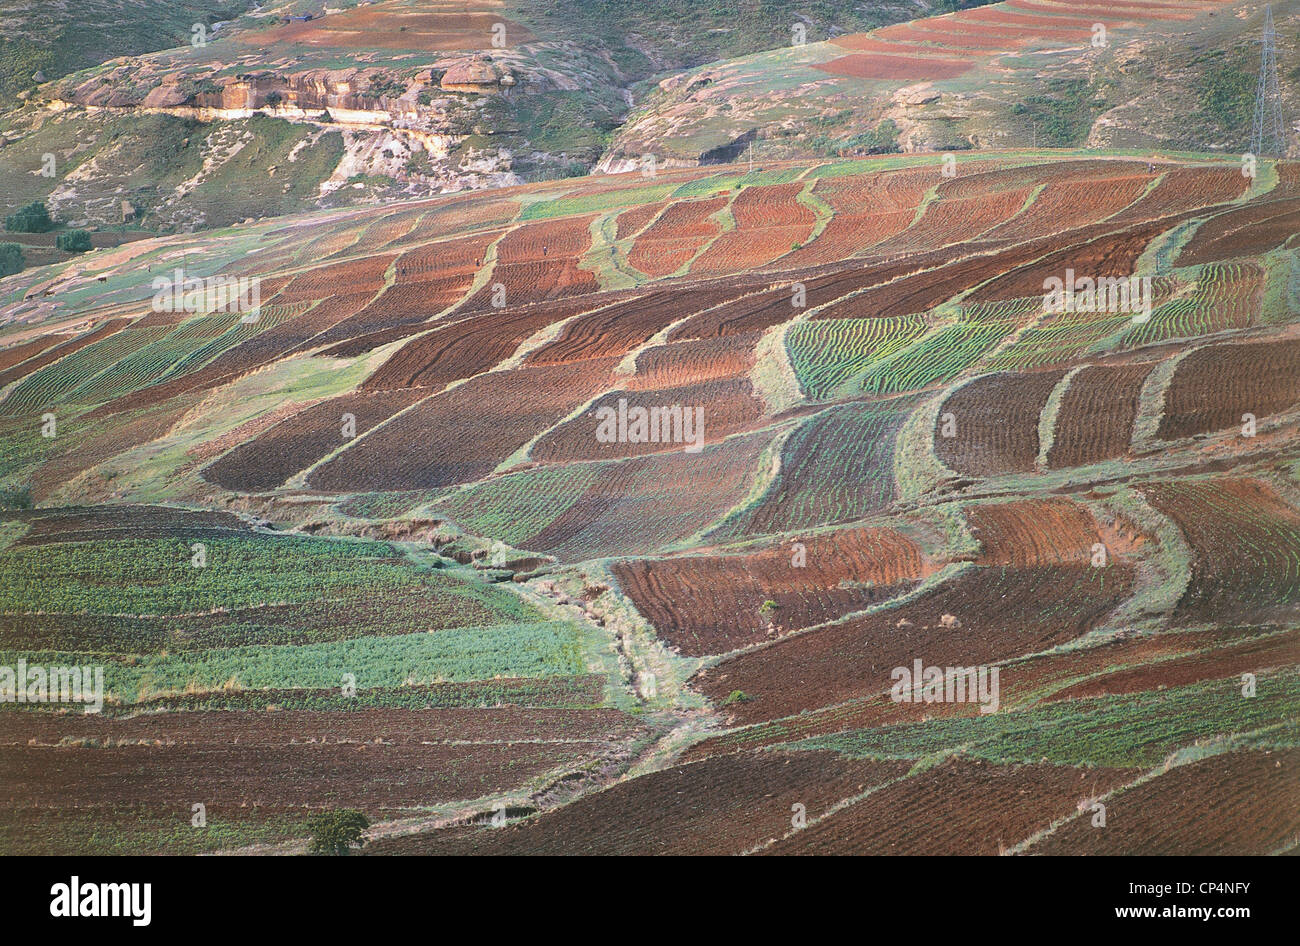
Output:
[4, 201, 53, 233]
[0, 243, 23, 277]
[56, 229, 92, 252]
[307, 809, 369, 856]
[0, 486, 32, 510]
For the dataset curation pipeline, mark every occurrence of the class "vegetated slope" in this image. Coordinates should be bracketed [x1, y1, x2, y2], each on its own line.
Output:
[599, 0, 1290, 169]
[0, 148, 1297, 855]
[0, 0, 924, 232]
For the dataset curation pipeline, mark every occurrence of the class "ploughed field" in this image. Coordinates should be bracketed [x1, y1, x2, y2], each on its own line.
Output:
[0, 150, 1297, 854]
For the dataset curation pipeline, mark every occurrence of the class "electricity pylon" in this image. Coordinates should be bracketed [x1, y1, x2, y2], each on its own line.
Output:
[1251, 5, 1286, 157]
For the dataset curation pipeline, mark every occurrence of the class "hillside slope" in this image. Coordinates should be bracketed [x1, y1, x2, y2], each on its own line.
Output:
[1, 150, 1297, 854]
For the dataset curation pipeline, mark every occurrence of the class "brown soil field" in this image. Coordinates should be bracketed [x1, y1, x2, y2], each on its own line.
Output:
[1157, 337, 1300, 440]
[457, 216, 600, 311]
[529, 376, 765, 463]
[966, 497, 1104, 567]
[763, 757, 1139, 855]
[308, 358, 618, 491]
[1027, 750, 1299, 855]
[1176, 196, 1300, 266]
[693, 562, 1134, 726]
[625, 332, 759, 389]
[1046, 363, 1154, 468]
[362, 296, 621, 391]
[366, 750, 910, 855]
[522, 430, 773, 562]
[1046, 631, 1299, 701]
[526, 285, 749, 363]
[611, 525, 928, 656]
[982, 175, 1151, 242]
[1140, 477, 1300, 627]
[202, 388, 428, 492]
[7, 503, 247, 546]
[934, 370, 1067, 477]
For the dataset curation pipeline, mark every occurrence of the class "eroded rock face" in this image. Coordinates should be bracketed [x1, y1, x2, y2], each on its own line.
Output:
[439, 55, 509, 94]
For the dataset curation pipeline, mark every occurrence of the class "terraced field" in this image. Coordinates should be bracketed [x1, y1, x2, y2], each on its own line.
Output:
[1, 146, 1295, 858]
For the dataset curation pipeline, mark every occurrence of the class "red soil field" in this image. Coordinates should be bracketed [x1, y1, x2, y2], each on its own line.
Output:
[781, 168, 932, 267]
[872, 186, 1034, 253]
[313, 321, 434, 359]
[1124, 166, 1249, 220]
[626, 332, 759, 388]
[273, 254, 396, 305]
[1, 706, 646, 750]
[611, 525, 929, 656]
[521, 430, 773, 562]
[981, 174, 1151, 242]
[394, 197, 521, 248]
[614, 200, 669, 241]
[1007, 0, 1200, 21]
[667, 285, 804, 340]
[829, 36, 971, 59]
[1176, 196, 1300, 267]
[626, 196, 728, 278]
[681, 628, 1247, 762]
[814, 53, 974, 82]
[202, 388, 428, 492]
[690, 182, 817, 275]
[1, 739, 608, 812]
[966, 497, 1105, 567]
[1141, 477, 1300, 627]
[365, 750, 910, 856]
[307, 358, 619, 491]
[1157, 337, 1300, 439]
[693, 562, 1134, 726]
[1046, 630, 1299, 702]
[966, 216, 1173, 303]
[878, 23, 1029, 50]
[1046, 362, 1154, 468]
[529, 376, 765, 463]
[526, 285, 749, 364]
[934, 370, 1067, 477]
[238, 8, 536, 52]
[1028, 750, 1299, 855]
[764, 758, 1138, 855]
[458, 215, 601, 311]
[362, 296, 622, 391]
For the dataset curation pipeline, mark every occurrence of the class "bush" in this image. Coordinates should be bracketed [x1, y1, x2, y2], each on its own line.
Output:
[4, 201, 53, 233]
[56, 229, 92, 252]
[0, 486, 33, 510]
[307, 809, 369, 856]
[0, 243, 23, 277]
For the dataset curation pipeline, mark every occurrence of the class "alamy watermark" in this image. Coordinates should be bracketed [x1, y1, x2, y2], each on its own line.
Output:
[890, 659, 999, 714]
[151, 268, 261, 322]
[1043, 269, 1153, 323]
[594, 398, 705, 453]
[1, 659, 104, 713]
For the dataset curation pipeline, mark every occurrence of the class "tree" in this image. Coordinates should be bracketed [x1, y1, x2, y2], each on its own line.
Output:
[4, 201, 53, 233]
[56, 229, 92, 252]
[307, 810, 369, 856]
[0, 243, 23, 277]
